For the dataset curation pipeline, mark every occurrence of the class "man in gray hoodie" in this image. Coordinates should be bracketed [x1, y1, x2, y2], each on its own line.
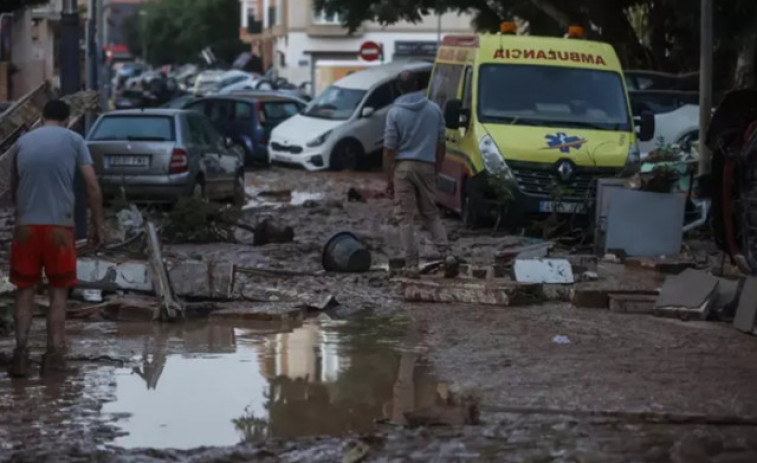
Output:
[384, 71, 448, 276]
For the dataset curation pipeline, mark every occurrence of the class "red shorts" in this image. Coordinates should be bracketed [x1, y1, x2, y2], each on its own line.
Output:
[10, 225, 77, 289]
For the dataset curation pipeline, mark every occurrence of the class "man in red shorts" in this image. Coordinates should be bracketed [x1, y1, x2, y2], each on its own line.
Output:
[8, 99, 104, 377]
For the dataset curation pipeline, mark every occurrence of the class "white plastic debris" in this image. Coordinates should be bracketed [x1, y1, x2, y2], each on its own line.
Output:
[552, 335, 571, 345]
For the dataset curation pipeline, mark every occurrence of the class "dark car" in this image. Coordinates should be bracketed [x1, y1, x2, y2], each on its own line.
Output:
[625, 70, 699, 92]
[183, 95, 306, 166]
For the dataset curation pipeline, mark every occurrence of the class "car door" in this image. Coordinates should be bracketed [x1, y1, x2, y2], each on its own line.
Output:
[350, 81, 396, 154]
[187, 112, 224, 197]
[200, 116, 237, 196]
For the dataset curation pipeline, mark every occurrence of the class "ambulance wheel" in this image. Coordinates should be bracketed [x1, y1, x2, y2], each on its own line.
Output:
[461, 179, 483, 229]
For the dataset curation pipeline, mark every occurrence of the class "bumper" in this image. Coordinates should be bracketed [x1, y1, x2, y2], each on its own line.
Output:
[467, 171, 591, 216]
[100, 172, 192, 202]
[268, 145, 327, 171]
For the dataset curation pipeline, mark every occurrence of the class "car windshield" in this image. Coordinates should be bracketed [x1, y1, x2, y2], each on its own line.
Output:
[90, 116, 175, 141]
[478, 64, 632, 132]
[262, 101, 301, 123]
[304, 86, 366, 120]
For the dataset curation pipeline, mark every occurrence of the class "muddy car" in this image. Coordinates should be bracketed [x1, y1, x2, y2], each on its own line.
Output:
[87, 109, 244, 204]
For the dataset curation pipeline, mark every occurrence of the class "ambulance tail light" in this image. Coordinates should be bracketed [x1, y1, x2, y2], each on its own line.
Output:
[567, 25, 585, 39]
[500, 21, 517, 35]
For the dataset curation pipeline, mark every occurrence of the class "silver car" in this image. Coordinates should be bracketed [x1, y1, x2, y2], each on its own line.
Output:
[87, 109, 244, 203]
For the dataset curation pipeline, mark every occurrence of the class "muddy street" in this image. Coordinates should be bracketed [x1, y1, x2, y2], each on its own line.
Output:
[2, 167, 757, 462]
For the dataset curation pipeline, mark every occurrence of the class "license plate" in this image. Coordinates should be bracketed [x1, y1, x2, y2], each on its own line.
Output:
[109, 155, 149, 167]
[539, 201, 585, 214]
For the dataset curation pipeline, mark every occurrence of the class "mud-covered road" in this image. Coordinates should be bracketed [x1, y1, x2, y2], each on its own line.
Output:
[2, 167, 757, 462]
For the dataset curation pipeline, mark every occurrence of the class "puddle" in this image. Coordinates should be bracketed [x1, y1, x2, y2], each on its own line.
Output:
[93, 316, 436, 449]
[243, 188, 325, 210]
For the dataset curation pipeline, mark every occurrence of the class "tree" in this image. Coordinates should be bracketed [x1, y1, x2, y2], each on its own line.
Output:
[1, 0, 47, 14]
[124, 0, 246, 66]
[314, 0, 757, 89]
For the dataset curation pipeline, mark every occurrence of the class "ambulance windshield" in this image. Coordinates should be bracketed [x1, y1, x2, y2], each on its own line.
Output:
[478, 64, 632, 132]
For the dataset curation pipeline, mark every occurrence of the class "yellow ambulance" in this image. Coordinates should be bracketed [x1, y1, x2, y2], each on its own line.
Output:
[429, 26, 654, 227]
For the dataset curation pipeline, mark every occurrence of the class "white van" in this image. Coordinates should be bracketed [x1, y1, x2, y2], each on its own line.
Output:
[268, 61, 432, 170]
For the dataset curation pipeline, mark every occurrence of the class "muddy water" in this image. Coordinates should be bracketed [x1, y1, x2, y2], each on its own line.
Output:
[2, 315, 438, 452]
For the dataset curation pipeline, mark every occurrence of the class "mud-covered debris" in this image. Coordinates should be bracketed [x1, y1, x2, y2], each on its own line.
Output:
[322, 231, 372, 273]
[514, 259, 574, 284]
[401, 277, 544, 306]
[609, 293, 657, 314]
[347, 186, 386, 203]
[495, 242, 553, 263]
[146, 221, 184, 320]
[733, 277, 757, 333]
[298, 294, 339, 311]
[342, 440, 371, 463]
[253, 218, 295, 246]
[209, 302, 305, 322]
[655, 269, 718, 320]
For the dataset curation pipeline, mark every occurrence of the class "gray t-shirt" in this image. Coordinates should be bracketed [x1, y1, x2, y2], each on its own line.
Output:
[12, 125, 93, 227]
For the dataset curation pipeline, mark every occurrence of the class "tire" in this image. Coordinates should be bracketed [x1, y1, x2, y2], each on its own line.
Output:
[461, 178, 482, 229]
[330, 140, 362, 171]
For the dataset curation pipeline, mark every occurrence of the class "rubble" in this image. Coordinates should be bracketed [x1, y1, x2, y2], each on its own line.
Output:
[733, 277, 757, 334]
[401, 278, 544, 306]
[145, 221, 184, 320]
[514, 259, 574, 284]
[209, 303, 305, 322]
[654, 269, 719, 320]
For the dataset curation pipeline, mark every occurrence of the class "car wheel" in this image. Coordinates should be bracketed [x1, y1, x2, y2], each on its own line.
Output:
[330, 140, 361, 171]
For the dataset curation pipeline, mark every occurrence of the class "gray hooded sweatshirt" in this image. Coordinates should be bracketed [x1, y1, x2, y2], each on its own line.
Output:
[384, 91, 445, 164]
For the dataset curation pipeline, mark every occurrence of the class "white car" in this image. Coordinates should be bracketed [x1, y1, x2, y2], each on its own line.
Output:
[192, 70, 226, 95]
[212, 70, 261, 95]
[631, 90, 699, 158]
[268, 61, 432, 171]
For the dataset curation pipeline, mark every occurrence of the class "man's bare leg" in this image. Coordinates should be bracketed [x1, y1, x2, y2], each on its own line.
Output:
[10, 286, 36, 377]
[41, 287, 70, 374]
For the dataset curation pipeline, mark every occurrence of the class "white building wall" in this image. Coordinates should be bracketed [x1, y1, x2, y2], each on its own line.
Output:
[278, 30, 465, 87]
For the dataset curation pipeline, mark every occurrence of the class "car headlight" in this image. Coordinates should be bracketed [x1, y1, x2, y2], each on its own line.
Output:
[306, 131, 332, 148]
[479, 135, 514, 179]
[621, 142, 641, 176]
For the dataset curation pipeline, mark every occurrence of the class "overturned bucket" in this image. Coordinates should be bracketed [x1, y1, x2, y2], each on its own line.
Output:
[322, 231, 372, 272]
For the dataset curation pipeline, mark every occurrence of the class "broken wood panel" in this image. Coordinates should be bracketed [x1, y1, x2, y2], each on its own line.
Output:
[401, 278, 543, 307]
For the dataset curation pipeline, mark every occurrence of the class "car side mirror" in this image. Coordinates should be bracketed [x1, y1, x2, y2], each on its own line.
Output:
[444, 99, 463, 129]
[636, 109, 655, 142]
[361, 106, 375, 118]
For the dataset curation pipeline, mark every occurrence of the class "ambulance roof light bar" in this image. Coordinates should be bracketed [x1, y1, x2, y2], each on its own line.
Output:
[567, 25, 585, 39]
[500, 21, 517, 35]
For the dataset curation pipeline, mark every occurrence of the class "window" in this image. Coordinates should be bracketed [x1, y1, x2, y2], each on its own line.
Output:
[477, 64, 632, 132]
[235, 102, 255, 120]
[200, 117, 222, 146]
[187, 114, 209, 145]
[261, 101, 301, 123]
[304, 86, 367, 120]
[428, 63, 464, 112]
[90, 116, 175, 141]
[462, 67, 473, 110]
[207, 100, 234, 124]
[364, 82, 395, 110]
[313, 9, 341, 25]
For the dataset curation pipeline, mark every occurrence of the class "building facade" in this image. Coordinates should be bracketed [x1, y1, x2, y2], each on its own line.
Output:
[239, 0, 473, 93]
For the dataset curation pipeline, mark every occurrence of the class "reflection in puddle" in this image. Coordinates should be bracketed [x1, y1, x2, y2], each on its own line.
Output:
[99, 317, 439, 449]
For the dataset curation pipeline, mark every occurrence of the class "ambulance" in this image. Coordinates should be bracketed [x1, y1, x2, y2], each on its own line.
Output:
[430, 24, 655, 227]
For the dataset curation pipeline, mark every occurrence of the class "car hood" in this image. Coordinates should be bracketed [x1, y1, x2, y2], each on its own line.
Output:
[482, 123, 632, 168]
[271, 114, 343, 145]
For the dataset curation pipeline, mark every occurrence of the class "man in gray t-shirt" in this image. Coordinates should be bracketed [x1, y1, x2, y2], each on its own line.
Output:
[8, 99, 104, 377]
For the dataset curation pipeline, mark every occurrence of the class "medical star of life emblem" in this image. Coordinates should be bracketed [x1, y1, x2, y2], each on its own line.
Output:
[544, 132, 587, 153]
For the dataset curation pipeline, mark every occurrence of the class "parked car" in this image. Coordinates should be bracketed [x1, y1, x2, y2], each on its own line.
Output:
[163, 94, 197, 109]
[86, 109, 244, 203]
[183, 94, 307, 166]
[192, 70, 226, 95]
[268, 61, 432, 170]
[212, 70, 260, 95]
[625, 70, 699, 92]
[630, 90, 699, 157]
